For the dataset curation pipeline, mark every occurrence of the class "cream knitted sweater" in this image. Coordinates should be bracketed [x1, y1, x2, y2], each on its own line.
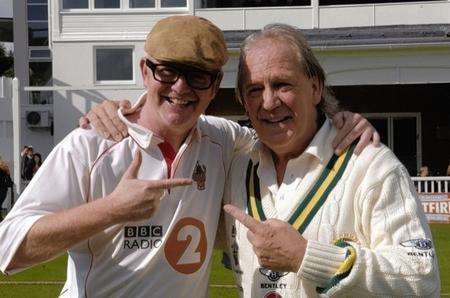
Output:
[224, 120, 440, 297]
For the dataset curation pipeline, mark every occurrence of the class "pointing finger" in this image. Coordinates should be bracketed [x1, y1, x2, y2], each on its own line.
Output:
[147, 178, 193, 190]
[223, 204, 262, 233]
[124, 150, 142, 179]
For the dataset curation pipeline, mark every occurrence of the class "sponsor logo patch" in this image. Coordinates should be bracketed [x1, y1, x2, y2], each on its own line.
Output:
[400, 239, 433, 250]
[192, 161, 207, 190]
[123, 225, 163, 250]
[259, 268, 288, 282]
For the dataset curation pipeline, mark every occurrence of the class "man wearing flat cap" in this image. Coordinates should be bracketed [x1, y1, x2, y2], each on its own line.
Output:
[0, 16, 376, 297]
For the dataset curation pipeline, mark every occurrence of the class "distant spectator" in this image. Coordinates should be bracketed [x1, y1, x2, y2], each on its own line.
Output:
[32, 153, 42, 176]
[0, 157, 13, 220]
[21, 146, 35, 181]
[20, 146, 29, 158]
[419, 166, 430, 177]
[446, 164, 450, 176]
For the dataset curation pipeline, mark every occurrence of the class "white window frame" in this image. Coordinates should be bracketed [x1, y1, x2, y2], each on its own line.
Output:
[94, 46, 135, 85]
[60, 0, 190, 12]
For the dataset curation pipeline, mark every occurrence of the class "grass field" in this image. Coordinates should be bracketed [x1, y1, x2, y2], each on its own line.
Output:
[1, 224, 449, 297]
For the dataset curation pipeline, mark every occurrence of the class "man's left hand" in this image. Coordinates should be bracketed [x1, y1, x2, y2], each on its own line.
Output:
[224, 204, 307, 272]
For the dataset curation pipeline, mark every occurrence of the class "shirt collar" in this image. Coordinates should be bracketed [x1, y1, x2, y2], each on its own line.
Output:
[117, 91, 201, 149]
[303, 118, 335, 164]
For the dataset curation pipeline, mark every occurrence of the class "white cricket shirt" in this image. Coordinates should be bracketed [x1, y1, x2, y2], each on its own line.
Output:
[0, 93, 254, 297]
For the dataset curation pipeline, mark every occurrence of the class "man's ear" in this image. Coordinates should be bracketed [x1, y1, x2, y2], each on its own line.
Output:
[311, 76, 323, 106]
[212, 71, 224, 96]
[140, 58, 149, 87]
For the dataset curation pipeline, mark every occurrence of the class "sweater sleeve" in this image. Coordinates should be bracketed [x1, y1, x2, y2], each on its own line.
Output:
[301, 164, 440, 297]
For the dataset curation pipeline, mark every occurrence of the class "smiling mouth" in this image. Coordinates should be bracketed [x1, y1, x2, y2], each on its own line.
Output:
[163, 96, 196, 107]
[262, 116, 293, 124]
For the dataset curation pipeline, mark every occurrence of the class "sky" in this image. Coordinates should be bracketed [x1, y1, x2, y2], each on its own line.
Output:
[0, 0, 13, 19]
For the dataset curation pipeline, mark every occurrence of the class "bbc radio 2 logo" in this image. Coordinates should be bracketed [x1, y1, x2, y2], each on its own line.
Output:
[123, 225, 163, 249]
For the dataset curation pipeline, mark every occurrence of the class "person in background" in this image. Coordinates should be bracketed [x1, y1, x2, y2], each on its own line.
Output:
[0, 157, 13, 221]
[419, 165, 430, 177]
[20, 146, 29, 158]
[32, 153, 42, 176]
[20, 146, 35, 182]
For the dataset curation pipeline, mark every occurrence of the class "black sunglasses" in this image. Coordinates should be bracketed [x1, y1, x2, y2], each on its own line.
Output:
[145, 59, 219, 90]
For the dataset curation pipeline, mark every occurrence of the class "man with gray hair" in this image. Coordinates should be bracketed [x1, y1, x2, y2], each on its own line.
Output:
[223, 24, 440, 297]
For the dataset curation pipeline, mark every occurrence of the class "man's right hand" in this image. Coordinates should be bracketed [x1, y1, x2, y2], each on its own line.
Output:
[79, 99, 131, 141]
[107, 150, 193, 223]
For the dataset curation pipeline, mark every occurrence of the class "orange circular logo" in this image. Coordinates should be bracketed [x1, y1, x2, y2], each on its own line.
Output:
[164, 217, 207, 274]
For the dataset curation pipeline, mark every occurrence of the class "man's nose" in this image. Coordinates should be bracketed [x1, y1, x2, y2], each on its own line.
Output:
[262, 89, 281, 111]
[171, 75, 191, 94]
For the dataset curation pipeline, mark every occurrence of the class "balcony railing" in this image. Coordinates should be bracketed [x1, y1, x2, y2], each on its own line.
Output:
[412, 177, 450, 193]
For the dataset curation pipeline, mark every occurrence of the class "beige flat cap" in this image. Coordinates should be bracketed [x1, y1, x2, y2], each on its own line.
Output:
[145, 15, 228, 71]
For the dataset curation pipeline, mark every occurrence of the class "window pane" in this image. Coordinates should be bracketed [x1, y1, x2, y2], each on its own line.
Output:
[96, 48, 133, 81]
[29, 62, 52, 86]
[28, 0, 47, 3]
[161, 0, 187, 7]
[62, 0, 88, 9]
[28, 22, 48, 46]
[95, 0, 120, 8]
[130, 0, 155, 8]
[29, 62, 53, 104]
[30, 49, 51, 59]
[27, 5, 48, 21]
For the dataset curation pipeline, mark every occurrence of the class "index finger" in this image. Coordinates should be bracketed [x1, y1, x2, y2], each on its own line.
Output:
[223, 204, 262, 233]
[147, 178, 193, 190]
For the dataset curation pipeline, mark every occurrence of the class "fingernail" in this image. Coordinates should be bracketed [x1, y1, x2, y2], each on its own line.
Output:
[114, 133, 122, 141]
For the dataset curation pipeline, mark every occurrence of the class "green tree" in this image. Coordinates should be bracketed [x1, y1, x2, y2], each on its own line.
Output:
[0, 43, 14, 77]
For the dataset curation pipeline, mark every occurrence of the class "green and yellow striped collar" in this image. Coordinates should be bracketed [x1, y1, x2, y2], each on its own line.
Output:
[246, 143, 355, 233]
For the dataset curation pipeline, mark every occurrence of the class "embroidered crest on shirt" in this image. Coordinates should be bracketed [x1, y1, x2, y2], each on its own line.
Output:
[334, 233, 359, 244]
[192, 161, 206, 190]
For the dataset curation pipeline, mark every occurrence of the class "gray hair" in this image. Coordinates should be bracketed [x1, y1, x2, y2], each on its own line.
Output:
[235, 23, 339, 117]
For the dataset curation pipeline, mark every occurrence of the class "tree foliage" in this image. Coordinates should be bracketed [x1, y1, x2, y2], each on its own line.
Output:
[0, 43, 14, 77]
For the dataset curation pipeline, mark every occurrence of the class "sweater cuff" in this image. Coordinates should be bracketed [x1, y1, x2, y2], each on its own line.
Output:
[297, 240, 348, 287]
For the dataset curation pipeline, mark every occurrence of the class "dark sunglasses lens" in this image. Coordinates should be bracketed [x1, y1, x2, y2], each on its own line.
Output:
[187, 71, 213, 90]
[155, 66, 178, 83]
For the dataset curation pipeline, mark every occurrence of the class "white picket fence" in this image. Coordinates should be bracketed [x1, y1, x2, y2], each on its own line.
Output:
[412, 177, 450, 193]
